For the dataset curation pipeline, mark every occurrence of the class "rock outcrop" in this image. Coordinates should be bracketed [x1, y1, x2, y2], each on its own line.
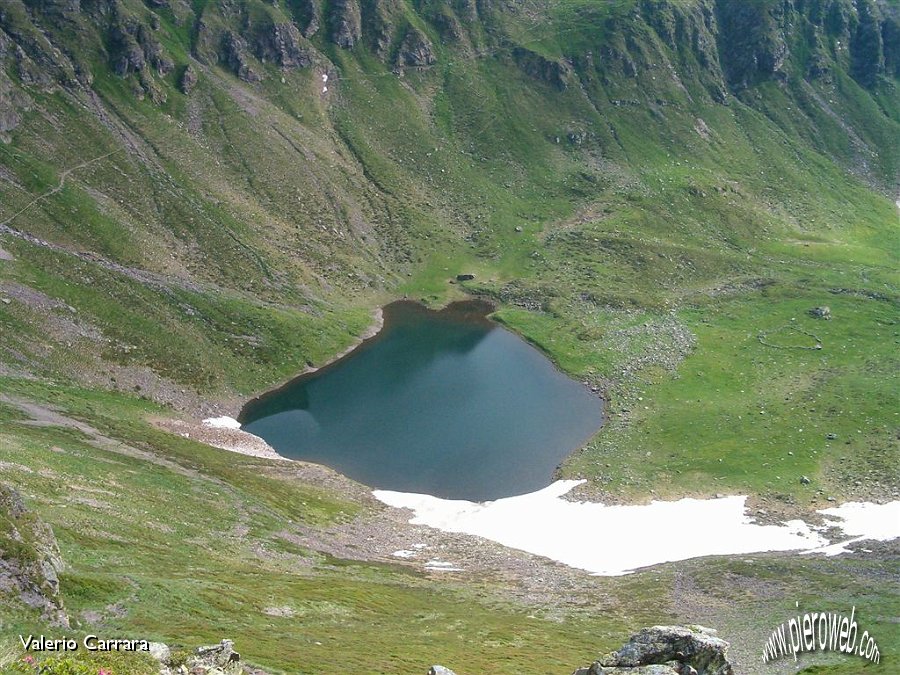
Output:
[294, 0, 321, 38]
[255, 22, 312, 69]
[107, 9, 175, 100]
[396, 27, 436, 68]
[0, 484, 68, 626]
[572, 626, 734, 675]
[222, 31, 262, 82]
[0, 71, 29, 138]
[179, 63, 198, 94]
[512, 46, 571, 90]
[364, 0, 397, 60]
[330, 0, 362, 49]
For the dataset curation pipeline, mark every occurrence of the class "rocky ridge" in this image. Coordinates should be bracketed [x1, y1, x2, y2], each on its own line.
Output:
[0, 0, 895, 120]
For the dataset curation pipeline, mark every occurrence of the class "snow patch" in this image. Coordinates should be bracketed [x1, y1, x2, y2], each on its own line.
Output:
[805, 501, 900, 556]
[424, 560, 464, 572]
[373, 480, 900, 576]
[202, 416, 242, 430]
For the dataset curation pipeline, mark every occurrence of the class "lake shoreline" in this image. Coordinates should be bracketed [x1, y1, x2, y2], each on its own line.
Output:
[237, 298, 502, 423]
[236, 305, 385, 423]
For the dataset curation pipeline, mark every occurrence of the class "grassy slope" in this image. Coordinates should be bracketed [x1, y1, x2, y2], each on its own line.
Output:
[0, 0, 898, 672]
[0, 380, 667, 673]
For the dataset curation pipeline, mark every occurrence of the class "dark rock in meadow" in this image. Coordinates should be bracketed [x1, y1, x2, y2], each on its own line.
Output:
[851, 0, 885, 86]
[716, 0, 788, 89]
[800, 475, 811, 485]
[0, 75, 25, 136]
[367, 0, 397, 60]
[109, 15, 173, 78]
[809, 306, 831, 319]
[109, 23, 146, 76]
[456, 273, 475, 281]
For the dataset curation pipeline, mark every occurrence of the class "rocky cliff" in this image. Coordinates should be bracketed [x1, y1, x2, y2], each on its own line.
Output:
[1, 1, 896, 113]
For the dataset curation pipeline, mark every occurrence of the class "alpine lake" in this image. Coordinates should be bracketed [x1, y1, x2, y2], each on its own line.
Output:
[240, 301, 604, 501]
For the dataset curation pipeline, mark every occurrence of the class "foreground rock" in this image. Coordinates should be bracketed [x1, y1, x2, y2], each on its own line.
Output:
[155, 639, 268, 675]
[0, 484, 68, 626]
[572, 626, 734, 675]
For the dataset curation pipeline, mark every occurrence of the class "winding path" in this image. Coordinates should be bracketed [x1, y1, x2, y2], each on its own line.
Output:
[0, 150, 121, 229]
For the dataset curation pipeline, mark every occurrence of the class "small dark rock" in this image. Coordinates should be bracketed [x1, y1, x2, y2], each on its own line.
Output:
[809, 306, 831, 319]
[800, 475, 811, 485]
[456, 273, 475, 281]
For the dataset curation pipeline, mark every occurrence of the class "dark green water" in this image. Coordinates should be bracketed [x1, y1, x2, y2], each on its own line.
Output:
[240, 301, 603, 501]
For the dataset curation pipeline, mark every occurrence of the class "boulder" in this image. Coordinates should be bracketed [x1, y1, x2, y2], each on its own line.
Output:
[456, 273, 475, 281]
[151, 638, 266, 674]
[195, 638, 241, 668]
[428, 667, 457, 675]
[809, 306, 831, 319]
[577, 626, 733, 675]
